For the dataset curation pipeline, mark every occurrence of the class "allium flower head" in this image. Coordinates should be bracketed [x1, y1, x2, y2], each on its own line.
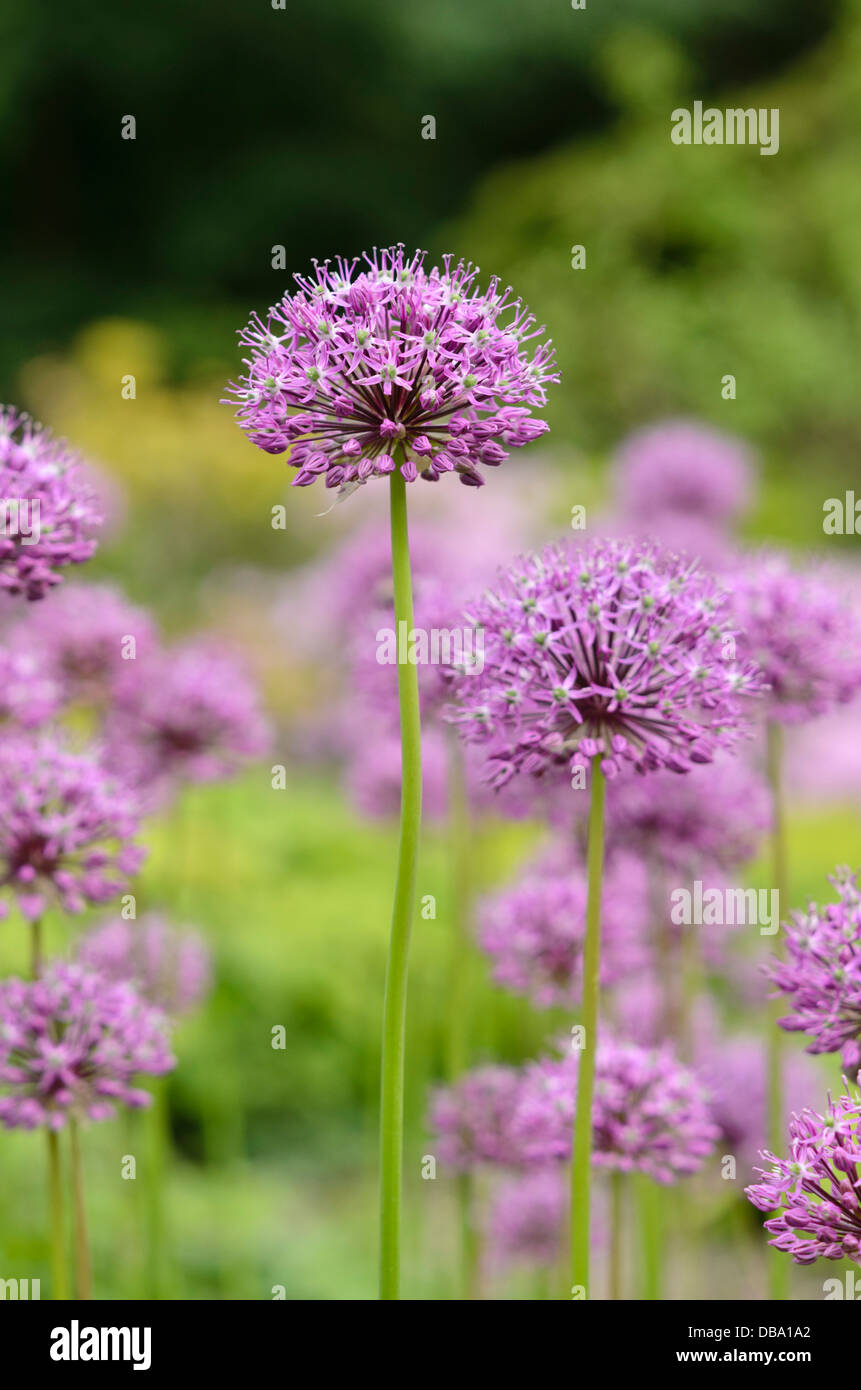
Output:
[429, 1066, 524, 1170]
[746, 1085, 861, 1265]
[78, 913, 212, 1016]
[613, 420, 754, 525]
[0, 733, 144, 921]
[108, 639, 270, 796]
[0, 963, 174, 1129]
[449, 537, 764, 786]
[513, 1039, 719, 1183]
[602, 755, 771, 874]
[14, 583, 158, 703]
[479, 847, 648, 1008]
[769, 868, 861, 1072]
[489, 1168, 568, 1269]
[0, 407, 102, 600]
[0, 645, 64, 728]
[731, 553, 861, 723]
[226, 245, 557, 493]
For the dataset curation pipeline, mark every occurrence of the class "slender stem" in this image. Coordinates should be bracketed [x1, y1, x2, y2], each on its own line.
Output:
[456, 1171, 480, 1301]
[69, 1121, 92, 1300]
[378, 467, 422, 1301]
[31, 917, 43, 981]
[766, 720, 790, 1301]
[444, 731, 480, 1299]
[47, 1130, 68, 1300]
[609, 1170, 624, 1300]
[570, 755, 606, 1298]
[636, 1174, 664, 1299]
[146, 1077, 169, 1299]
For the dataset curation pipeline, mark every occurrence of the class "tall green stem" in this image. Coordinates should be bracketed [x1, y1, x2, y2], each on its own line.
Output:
[47, 1130, 68, 1300]
[766, 720, 789, 1300]
[69, 1120, 92, 1300]
[444, 731, 479, 1298]
[146, 1077, 169, 1298]
[378, 468, 422, 1301]
[609, 1170, 624, 1300]
[636, 1174, 664, 1299]
[570, 755, 605, 1298]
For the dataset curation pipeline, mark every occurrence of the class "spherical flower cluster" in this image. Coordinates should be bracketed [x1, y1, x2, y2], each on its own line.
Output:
[746, 1086, 861, 1265]
[513, 1039, 719, 1182]
[0, 407, 102, 600]
[613, 421, 754, 526]
[0, 646, 63, 728]
[488, 1168, 567, 1269]
[0, 734, 144, 921]
[449, 537, 764, 787]
[478, 848, 649, 1008]
[108, 640, 270, 797]
[226, 245, 557, 493]
[601, 755, 771, 874]
[769, 869, 861, 1072]
[695, 1030, 824, 1176]
[429, 1066, 524, 1170]
[0, 964, 174, 1129]
[730, 554, 861, 723]
[13, 583, 158, 704]
[78, 914, 212, 1017]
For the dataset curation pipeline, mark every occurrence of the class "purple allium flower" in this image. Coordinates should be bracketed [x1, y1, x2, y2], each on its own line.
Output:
[488, 1167, 568, 1268]
[746, 1084, 861, 1264]
[226, 245, 558, 494]
[695, 1028, 824, 1177]
[513, 1039, 719, 1182]
[787, 699, 861, 806]
[612, 420, 754, 526]
[0, 963, 174, 1129]
[730, 553, 861, 723]
[449, 537, 764, 787]
[429, 1066, 525, 1170]
[768, 869, 861, 1072]
[0, 407, 102, 600]
[0, 645, 64, 728]
[0, 733, 145, 921]
[12, 583, 158, 704]
[478, 847, 649, 1008]
[107, 639, 270, 797]
[601, 755, 771, 874]
[78, 913, 212, 1017]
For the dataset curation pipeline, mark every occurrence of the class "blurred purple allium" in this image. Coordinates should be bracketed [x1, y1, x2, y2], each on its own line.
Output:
[0, 645, 64, 728]
[768, 869, 861, 1072]
[613, 420, 754, 526]
[449, 537, 764, 787]
[731, 553, 861, 723]
[13, 583, 158, 704]
[478, 847, 649, 1008]
[0, 407, 102, 600]
[695, 1029, 824, 1177]
[601, 755, 771, 874]
[489, 1167, 568, 1269]
[429, 1066, 524, 1170]
[344, 721, 449, 823]
[0, 734, 144, 921]
[226, 245, 557, 494]
[0, 963, 174, 1129]
[746, 1084, 861, 1265]
[78, 913, 212, 1017]
[108, 639, 270, 797]
[513, 1039, 719, 1182]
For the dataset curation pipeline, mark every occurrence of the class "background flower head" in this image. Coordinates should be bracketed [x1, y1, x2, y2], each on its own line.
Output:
[78, 913, 212, 1017]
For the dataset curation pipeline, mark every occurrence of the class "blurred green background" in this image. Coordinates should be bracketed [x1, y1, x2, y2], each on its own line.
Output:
[1, 0, 859, 1299]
